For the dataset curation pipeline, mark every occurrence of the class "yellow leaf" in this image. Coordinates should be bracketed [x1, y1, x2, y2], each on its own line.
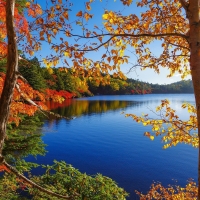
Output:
[25, 2, 30, 8]
[143, 122, 147, 126]
[47, 68, 53, 74]
[102, 14, 109, 20]
[150, 136, 154, 140]
[153, 126, 159, 131]
[119, 49, 124, 57]
[64, 51, 70, 57]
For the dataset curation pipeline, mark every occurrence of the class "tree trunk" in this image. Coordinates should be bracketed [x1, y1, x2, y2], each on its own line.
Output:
[0, 0, 18, 161]
[188, 0, 200, 199]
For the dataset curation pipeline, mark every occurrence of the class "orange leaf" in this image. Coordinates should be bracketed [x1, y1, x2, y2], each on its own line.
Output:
[76, 11, 83, 17]
[86, 2, 91, 11]
[84, 13, 92, 21]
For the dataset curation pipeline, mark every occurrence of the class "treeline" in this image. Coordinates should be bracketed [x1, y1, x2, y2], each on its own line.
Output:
[87, 77, 194, 95]
[150, 80, 194, 94]
[0, 56, 194, 97]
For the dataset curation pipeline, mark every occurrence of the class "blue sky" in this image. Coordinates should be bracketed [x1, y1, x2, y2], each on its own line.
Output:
[33, 0, 191, 85]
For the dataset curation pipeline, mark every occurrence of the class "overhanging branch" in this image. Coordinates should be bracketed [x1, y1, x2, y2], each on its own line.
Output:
[68, 32, 188, 40]
[2, 160, 79, 199]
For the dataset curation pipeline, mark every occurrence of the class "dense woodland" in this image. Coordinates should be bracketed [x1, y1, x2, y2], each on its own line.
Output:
[0, 56, 193, 99]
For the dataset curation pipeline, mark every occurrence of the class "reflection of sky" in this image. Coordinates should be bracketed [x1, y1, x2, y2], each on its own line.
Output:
[28, 94, 197, 200]
[30, 1, 191, 84]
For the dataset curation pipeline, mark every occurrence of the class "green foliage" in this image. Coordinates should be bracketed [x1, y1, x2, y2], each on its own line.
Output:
[16, 0, 27, 13]
[19, 57, 47, 91]
[3, 114, 46, 172]
[0, 173, 23, 200]
[29, 161, 128, 200]
[0, 58, 6, 73]
[151, 80, 194, 94]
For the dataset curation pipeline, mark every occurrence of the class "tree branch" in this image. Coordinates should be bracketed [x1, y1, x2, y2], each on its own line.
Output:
[0, 0, 18, 157]
[15, 82, 75, 120]
[178, 0, 189, 11]
[166, 42, 190, 51]
[2, 160, 79, 199]
[76, 36, 115, 52]
[68, 32, 188, 40]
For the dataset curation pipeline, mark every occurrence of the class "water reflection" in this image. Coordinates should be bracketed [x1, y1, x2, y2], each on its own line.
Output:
[46, 94, 194, 125]
[27, 94, 197, 200]
[47, 99, 137, 118]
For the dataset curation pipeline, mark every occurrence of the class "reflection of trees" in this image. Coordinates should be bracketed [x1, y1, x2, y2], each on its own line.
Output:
[48, 100, 132, 118]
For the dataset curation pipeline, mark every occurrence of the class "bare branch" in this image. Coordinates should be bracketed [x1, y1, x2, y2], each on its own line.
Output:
[15, 83, 43, 109]
[76, 36, 115, 52]
[16, 73, 29, 84]
[15, 83, 75, 120]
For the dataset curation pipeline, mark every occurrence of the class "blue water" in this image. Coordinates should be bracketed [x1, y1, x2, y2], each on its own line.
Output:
[28, 94, 198, 199]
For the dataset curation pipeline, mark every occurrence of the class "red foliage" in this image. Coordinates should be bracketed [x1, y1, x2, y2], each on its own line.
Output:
[0, 164, 10, 173]
[0, 0, 29, 56]
[45, 89, 75, 102]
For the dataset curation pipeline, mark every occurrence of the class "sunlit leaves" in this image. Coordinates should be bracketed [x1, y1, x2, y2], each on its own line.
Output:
[126, 99, 198, 148]
[136, 181, 198, 199]
[99, 0, 190, 78]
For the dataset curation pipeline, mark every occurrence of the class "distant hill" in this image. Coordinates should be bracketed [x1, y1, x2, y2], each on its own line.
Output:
[150, 80, 194, 94]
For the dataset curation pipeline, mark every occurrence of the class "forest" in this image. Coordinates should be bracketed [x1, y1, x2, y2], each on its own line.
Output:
[0, 56, 193, 99]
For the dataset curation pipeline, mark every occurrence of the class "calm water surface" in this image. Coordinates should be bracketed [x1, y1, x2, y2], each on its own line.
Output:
[29, 94, 198, 199]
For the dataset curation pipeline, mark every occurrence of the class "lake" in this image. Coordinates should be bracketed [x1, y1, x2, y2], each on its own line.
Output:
[28, 94, 198, 199]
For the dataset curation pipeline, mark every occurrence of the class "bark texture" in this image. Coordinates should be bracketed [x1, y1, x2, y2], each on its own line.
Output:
[187, 0, 200, 199]
[0, 0, 18, 160]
